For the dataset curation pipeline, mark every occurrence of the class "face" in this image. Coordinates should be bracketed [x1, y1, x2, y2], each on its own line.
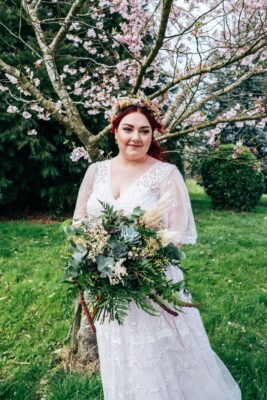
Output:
[115, 112, 153, 161]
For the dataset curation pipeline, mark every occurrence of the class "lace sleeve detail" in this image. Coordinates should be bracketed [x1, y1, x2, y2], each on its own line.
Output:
[160, 165, 197, 245]
[73, 162, 99, 222]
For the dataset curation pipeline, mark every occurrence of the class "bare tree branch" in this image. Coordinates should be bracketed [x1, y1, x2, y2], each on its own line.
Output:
[50, 0, 86, 53]
[162, 91, 188, 128]
[0, 59, 68, 128]
[167, 0, 224, 41]
[0, 59, 99, 154]
[0, 20, 42, 58]
[159, 113, 267, 141]
[95, 124, 112, 144]
[131, 0, 173, 94]
[150, 40, 266, 99]
[21, 0, 99, 157]
[170, 61, 266, 130]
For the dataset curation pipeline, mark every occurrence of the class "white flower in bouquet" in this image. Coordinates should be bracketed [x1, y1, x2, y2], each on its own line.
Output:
[109, 258, 127, 285]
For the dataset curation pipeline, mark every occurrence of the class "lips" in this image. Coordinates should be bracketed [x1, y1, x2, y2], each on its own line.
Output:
[128, 144, 142, 147]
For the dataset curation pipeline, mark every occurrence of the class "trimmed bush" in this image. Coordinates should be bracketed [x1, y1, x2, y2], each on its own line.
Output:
[201, 144, 264, 211]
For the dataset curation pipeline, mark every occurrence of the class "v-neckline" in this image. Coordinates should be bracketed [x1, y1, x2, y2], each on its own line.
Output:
[108, 159, 160, 201]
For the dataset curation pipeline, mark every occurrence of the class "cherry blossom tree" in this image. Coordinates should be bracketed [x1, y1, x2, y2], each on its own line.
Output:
[1, 0, 266, 362]
[0, 0, 266, 163]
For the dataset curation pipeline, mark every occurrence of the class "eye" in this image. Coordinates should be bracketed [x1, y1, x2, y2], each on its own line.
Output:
[142, 130, 150, 135]
[123, 128, 132, 132]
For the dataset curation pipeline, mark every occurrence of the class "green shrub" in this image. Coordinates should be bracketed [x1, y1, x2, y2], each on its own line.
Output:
[201, 144, 264, 211]
[0, 117, 89, 214]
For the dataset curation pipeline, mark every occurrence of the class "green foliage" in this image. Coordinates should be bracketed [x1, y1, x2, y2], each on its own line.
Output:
[201, 144, 264, 211]
[0, 116, 89, 213]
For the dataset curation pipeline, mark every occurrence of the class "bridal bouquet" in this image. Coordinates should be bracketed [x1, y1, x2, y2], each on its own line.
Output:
[61, 195, 195, 333]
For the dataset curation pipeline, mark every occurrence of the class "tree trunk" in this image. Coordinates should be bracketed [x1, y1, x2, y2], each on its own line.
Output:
[70, 293, 98, 363]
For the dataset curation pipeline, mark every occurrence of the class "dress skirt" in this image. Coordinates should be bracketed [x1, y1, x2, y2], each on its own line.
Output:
[95, 265, 242, 400]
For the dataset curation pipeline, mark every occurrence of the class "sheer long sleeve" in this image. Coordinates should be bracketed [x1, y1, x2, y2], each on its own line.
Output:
[160, 165, 197, 245]
[73, 162, 98, 221]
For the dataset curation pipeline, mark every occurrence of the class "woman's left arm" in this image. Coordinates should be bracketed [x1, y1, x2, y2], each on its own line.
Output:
[160, 165, 197, 246]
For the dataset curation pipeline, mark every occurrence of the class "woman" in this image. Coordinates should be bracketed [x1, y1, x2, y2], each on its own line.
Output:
[73, 97, 242, 400]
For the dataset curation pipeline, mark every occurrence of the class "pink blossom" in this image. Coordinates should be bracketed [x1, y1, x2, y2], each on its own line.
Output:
[74, 87, 83, 95]
[221, 109, 237, 119]
[87, 29, 96, 38]
[30, 103, 44, 113]
[22, 111, 32, 119]
[18, 87, 31, 96]
[249, 0, 267, 8]
[0, 84, 8, 92]
[33, 78, 40, 87]
[70, 147, 91, 162]
[240, 54, 257, 67]
[28, 129, 38, 136]
[205, 127, 221, 145]
[88, 109, 100, 115]
[88, 47, 97, 55]
[34, 59, 43, 68]
[184, 112, 207, 126]
[235, 122, 244, 128]
[66, 34, 82, 44]
[7, 105, 18, 113]
[70, 22, 81, 31]
[5, 73, 18, 84]
[37, 112, 51, 121]
[83, 41, 92, 51]
[246, 120, 256, 127]
[80, 75, 90, 85]
[217, 123, 227, 130]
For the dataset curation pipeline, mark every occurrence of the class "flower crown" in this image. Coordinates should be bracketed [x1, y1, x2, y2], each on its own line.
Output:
[110, 95, 162, 123]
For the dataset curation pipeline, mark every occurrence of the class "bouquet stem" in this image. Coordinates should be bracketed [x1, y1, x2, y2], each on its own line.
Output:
[158, 301, 179, 316]
[79, 290, 96, 335]
[151, 295, 199, 317]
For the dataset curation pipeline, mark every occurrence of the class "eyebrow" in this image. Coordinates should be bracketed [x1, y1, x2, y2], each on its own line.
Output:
[122, 123, 151, 129]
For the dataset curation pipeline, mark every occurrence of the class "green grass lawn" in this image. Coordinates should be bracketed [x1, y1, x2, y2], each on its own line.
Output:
[0, 182, 266, 400]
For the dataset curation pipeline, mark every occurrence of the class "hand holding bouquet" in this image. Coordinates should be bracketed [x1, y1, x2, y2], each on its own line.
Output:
[61, 194, 197, 334]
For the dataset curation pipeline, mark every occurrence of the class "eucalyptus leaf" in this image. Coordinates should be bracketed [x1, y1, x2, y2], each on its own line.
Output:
[96, 255, 114, 277]
[132, 206, 145, 218]
[63, 224, 77, 235]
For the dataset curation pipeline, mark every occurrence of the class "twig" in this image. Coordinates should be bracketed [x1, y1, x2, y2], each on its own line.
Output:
[79, 290, 96, 335]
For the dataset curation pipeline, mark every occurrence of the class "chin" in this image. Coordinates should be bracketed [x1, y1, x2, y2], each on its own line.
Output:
[125, 152, 147, 161]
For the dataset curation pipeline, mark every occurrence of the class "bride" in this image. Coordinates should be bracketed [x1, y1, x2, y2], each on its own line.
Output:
[73, 96, 242, 400]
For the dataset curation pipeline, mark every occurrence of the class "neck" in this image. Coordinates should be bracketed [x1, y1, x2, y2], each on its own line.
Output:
[116, 153, 149, 166]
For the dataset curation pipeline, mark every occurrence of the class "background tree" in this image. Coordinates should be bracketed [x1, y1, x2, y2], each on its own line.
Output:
[0, 0, 266, 156]
[180, 71, 267, 182]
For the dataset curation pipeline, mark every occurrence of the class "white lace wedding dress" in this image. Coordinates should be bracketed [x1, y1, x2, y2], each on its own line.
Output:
[74, 159, 242, 400]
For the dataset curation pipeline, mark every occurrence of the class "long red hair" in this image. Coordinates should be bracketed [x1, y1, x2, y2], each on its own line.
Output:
[111, 105, 163, 160]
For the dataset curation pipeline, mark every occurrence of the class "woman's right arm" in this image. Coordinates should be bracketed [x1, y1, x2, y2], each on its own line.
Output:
[73, 162, 98, 222]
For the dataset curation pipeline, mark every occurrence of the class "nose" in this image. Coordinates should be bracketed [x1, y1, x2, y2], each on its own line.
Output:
[132, 130, 141, 143]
